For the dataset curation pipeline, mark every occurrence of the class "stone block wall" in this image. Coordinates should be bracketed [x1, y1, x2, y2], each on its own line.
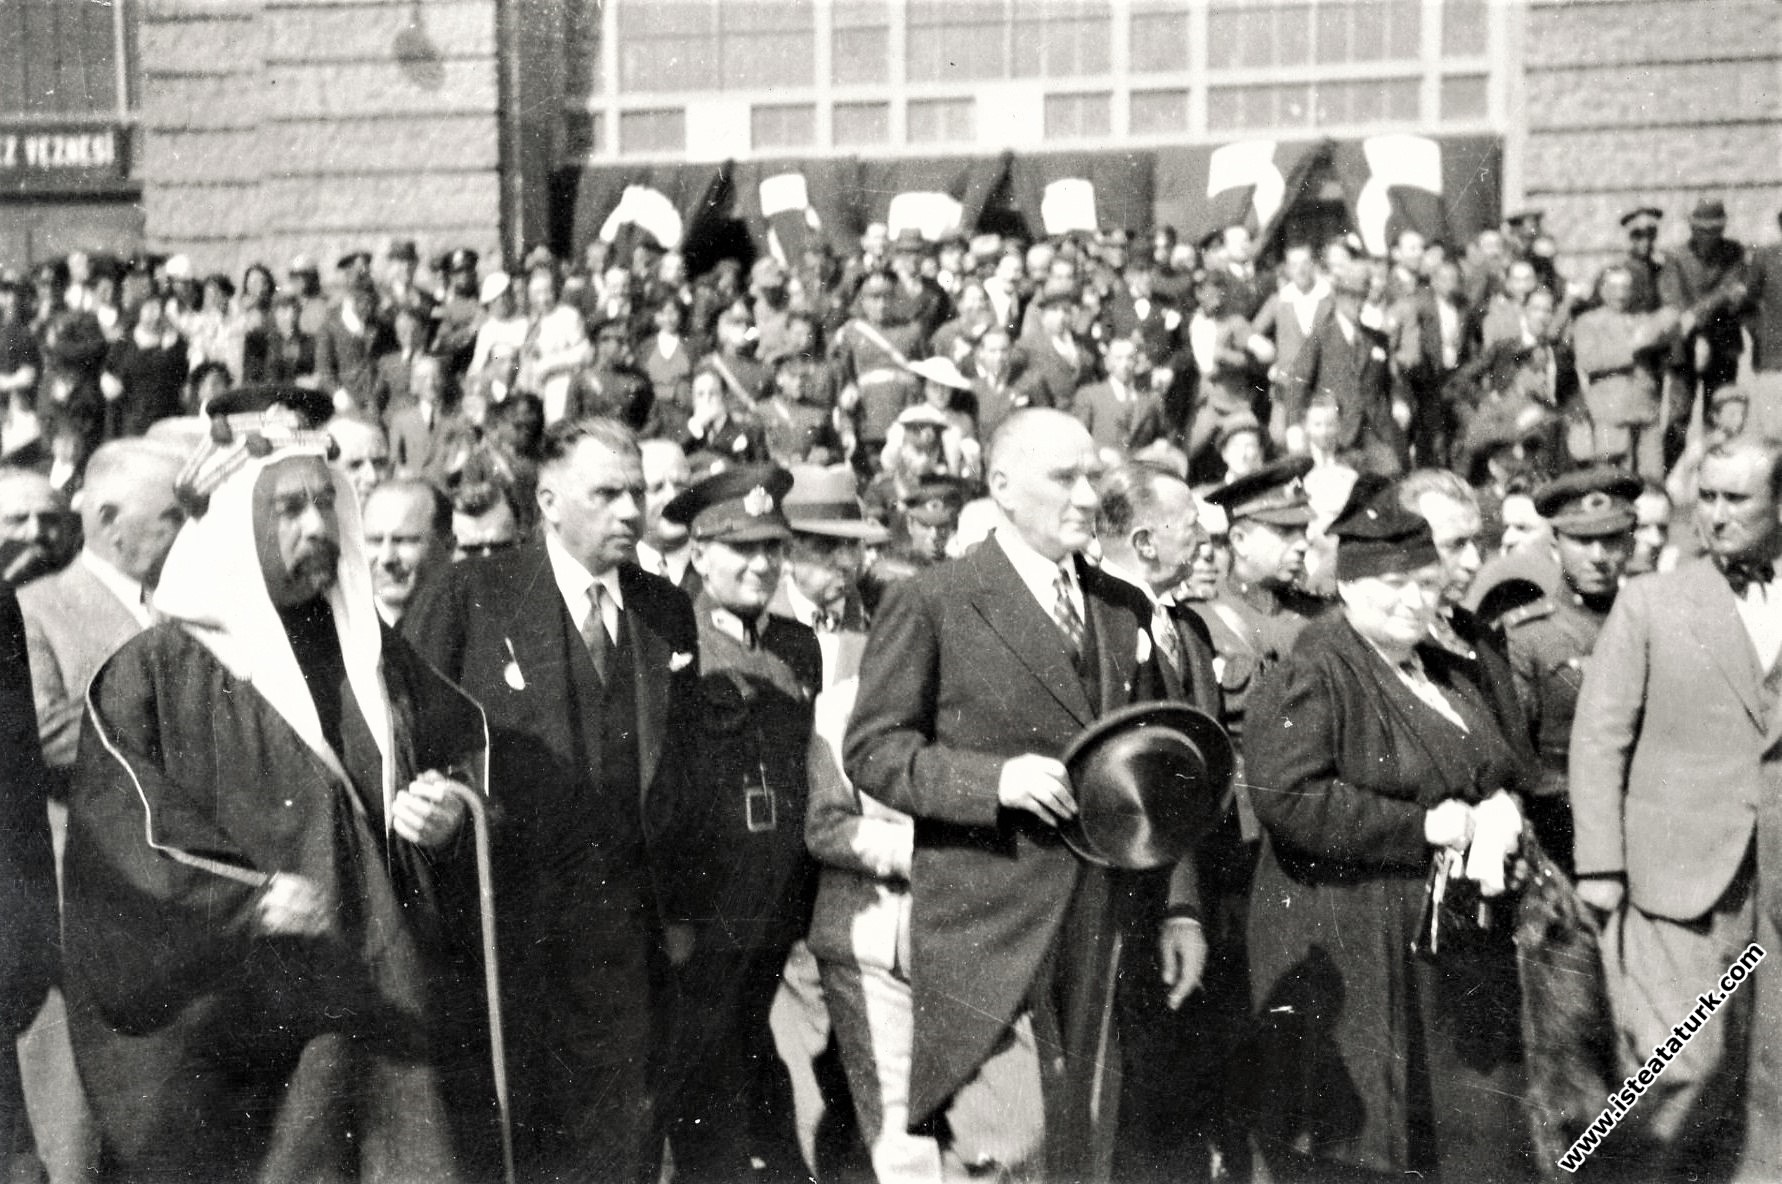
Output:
[138, 0, 504, 281]
[1517, 0, 1782, 277]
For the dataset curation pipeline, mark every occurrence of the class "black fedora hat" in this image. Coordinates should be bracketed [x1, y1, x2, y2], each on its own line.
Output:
[1060, 702, 1233, 871]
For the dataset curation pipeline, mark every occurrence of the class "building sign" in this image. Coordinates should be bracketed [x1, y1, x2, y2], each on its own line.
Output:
[0, 124, 132, 196]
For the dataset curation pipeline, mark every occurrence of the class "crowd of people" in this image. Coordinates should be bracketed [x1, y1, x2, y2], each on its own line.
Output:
[0, 189, 1780, 1184]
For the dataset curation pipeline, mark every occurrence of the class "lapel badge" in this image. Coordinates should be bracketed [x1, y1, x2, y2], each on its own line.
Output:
[743, 485, 774, 516]
[669, 650, 695, 673]
[502, 637, 526, 691]
[1134, 628, 1153, 666]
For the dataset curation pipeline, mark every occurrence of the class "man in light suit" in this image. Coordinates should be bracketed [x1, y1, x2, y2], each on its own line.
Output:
[845, 408, 1174, 1179]
[406, 416, 700, 1184]
[16, 439, 184, 1184]
[1571, 436, 1782, 1180]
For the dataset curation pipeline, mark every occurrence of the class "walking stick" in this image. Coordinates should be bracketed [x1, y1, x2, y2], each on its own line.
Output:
[437, 780, 517, 1184]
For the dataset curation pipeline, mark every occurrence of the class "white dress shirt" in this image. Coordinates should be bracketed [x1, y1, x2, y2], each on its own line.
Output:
[546, 530, 624, 641]
[634, 539, 691, 587]
[1733, 576, 1782, 673]
[995, 527, 1083, 625]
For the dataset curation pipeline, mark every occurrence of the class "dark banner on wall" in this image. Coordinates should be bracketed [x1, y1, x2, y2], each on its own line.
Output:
[0, 123, 131, 197]
[556, 133, 1500, 263]
[1007, 151, 1155, 241]
[1154, 133, 1502, 252]
[568, 161, 730, 264]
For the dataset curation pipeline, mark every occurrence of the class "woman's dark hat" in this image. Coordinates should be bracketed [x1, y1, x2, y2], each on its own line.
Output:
[1329, 474, 1439, 581]
[1060, 702, 1234, 871]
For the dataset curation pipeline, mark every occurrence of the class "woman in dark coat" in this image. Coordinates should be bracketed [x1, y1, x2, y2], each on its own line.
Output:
[1243, 482, 1537, 1183]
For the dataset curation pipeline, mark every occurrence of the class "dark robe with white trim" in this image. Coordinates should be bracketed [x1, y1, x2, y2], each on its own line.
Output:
[63, 618, 492, 1183]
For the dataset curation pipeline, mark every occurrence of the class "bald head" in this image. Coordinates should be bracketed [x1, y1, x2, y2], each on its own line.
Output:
[986, 409, 1103, 562]
[80, 441, 188, 586]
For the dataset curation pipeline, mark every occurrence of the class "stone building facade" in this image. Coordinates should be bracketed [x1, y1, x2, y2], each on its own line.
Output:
[4, 0, 1777, 280]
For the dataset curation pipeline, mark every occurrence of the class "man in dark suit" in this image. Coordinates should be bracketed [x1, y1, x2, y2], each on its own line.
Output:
[1015, 282, 1097, 410]
[0, 583, 59, 1184]
[1284, 264, 1408, 476]
[1094, 461, 1240, 1180]
[406, 416, 701, 1183]
[845, 408, 1173, 1179]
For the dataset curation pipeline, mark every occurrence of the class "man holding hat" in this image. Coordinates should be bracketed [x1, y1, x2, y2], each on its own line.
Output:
[846, 408, 1180, 1178]
[653, 465, 821, 1184]
[1499, 467, 1640, 870]
[63, 398, 491, 1180]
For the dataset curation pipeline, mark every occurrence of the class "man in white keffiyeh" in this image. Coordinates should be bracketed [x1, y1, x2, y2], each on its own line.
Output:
[61, 396, 495, 1182]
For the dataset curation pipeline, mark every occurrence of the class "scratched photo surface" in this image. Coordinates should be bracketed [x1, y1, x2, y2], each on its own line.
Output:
[1, 1, 1779, 1181]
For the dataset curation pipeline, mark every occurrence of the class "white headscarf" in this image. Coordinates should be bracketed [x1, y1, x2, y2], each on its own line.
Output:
[152, 441, 396, 824]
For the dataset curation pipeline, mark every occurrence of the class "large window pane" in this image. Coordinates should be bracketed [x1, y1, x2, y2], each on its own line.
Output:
[1130, 88, 1189, 134]
[752, 103, 815, 150]
[833, 101, 890, 146]
[1013, 4, 1112, 78]
[1443, 0, 1489, 55]
[620, 38, 713, 92]
[907, 97, 974, 143]
[1044, 92, 1111, 139]
[725, 30, 813, 88]
[0, 0, 122, 116]
[620, 108, 686, 155]
[1442, 74, 1489, 120]
[1129, 11, 1189, 74]
[832, 26, 888, 85]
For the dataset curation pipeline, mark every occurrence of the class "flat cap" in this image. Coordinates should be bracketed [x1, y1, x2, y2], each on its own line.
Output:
[663, 464, 794, 544]
[1619, 207, 1663, 231]
[1533, 467, 1640, 538]
[1203, 456, 1314, 527]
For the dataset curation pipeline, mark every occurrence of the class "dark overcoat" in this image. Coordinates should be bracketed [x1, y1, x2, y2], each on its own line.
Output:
[1243, 612, 1537, 1180]
[404, 541, 700, 1181]
[844, 536, 1169, 1168]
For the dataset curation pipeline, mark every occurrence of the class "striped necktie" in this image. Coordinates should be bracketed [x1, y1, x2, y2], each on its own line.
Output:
[1053, 568, 1084, 662]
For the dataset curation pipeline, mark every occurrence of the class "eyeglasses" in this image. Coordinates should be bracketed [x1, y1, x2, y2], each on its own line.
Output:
[456, 539, 518, 558]
[1629, 228, 1658, 241]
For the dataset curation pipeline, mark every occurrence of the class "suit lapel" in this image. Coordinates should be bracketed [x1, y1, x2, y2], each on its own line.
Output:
[504, 543, 575, 682]
[1680, 561, 1767, 731]
[1082, 562, 1138, 714]
[621, 565, 670, 792]
[967, 542, 1094, 727]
